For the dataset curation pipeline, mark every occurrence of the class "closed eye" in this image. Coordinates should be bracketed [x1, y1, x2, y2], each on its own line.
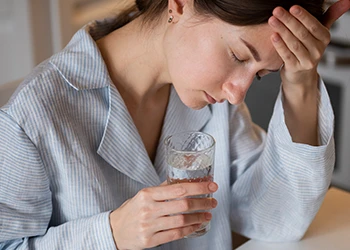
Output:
[230, 51, 245, 64]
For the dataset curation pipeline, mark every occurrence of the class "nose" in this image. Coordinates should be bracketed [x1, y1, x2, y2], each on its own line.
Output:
[222, 80, 251, 105]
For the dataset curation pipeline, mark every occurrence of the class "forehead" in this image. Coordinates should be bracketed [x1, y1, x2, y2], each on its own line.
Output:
[187, 15, 281, 63]
[230, 23, 280, 60]
[230, 23, 274, 47]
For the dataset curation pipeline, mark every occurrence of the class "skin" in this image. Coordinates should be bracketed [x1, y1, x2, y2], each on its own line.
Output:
[96, 0, 350, 249]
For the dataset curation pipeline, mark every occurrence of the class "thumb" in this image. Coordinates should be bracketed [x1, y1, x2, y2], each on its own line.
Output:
[322, 0, 350, 29]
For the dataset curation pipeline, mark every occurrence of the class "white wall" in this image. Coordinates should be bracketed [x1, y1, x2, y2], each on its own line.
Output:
[0, 0, 34, 86]
[0, 0, 129, 87]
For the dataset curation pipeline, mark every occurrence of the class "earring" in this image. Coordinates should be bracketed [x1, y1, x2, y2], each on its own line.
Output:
[168, 15, 174, 23]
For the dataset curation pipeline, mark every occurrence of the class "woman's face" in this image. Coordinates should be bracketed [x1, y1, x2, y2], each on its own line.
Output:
[163, 10, 284, 110]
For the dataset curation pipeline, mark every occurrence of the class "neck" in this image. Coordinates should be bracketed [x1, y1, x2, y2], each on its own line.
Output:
[96, 15, 170, 108]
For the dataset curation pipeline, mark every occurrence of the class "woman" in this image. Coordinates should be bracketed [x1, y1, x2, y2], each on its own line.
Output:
[0, 0, 349, 249]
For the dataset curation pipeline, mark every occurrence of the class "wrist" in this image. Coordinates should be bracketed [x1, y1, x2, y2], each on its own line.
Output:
[281, 71, 320, 146]
[282, 70, 319, 104]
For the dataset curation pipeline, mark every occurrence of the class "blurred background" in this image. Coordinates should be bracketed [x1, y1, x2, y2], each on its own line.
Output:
[0, 0, 350, 191]
[0, 0, 130, 88]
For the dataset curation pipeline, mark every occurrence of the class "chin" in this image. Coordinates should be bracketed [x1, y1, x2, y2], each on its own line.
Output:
[191, 105, 207, 110]
[186, 100, 208, 110]
[176, 89, 209, 110]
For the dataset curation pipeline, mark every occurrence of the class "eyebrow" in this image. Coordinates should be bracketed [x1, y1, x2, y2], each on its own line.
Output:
[240, 37, 281, 72]
[240, 38, 261, 62]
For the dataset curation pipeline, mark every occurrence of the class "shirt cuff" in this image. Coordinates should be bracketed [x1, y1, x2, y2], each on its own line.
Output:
[268, 77, 334, 151]
[88, 211, 116, 249]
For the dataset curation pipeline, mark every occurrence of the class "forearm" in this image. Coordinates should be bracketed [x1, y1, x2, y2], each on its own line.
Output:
[229, 83, 335, 241]
[230, 119, 334, 242]
[282, 70, 319, 146]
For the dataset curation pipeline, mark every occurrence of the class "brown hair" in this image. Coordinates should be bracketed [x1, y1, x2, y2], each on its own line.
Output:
[93, 0, 326, 39]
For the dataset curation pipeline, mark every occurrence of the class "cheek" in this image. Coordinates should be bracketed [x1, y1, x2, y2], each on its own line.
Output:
[168, 54, 205, 88]
[166, 36, 229, 91]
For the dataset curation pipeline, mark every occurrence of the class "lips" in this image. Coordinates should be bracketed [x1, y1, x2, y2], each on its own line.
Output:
[205, 92, 217, 104]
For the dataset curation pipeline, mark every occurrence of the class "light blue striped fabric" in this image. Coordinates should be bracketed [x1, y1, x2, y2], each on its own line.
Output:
[0, 21, 335, 250]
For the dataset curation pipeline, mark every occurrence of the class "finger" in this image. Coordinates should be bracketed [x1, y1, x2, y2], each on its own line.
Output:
[269, 12, 321, 69]
[158, 197, 217, 216]
[151, 224, 202, 246]
[150, 182, 218, 201]
[272, 7, 324, 52]
[322, 0, 350, 29]
[270, 33, 298, 69]
[269, 16, 310, 66]
[287, 6, 330, 44]
[154, 212, 212, 231]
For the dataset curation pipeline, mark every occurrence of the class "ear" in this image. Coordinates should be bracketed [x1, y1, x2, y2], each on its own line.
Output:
[322, 0, 350, 29]
[168, 0, 189, 17]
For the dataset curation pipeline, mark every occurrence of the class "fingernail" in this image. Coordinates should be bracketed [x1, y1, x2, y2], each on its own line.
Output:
[205, 213, 212, 220]
[291, 7, 301, 15]
[209, 182, 218, 192]
[212, 199, 218, 208]
[270, 17, 279, 27]
[274, 8, 284, 18]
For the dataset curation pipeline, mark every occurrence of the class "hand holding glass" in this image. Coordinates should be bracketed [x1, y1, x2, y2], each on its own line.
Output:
[165, 131, 216, 238]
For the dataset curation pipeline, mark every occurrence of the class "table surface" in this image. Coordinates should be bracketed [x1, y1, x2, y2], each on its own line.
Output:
[236, 187, 350, 250]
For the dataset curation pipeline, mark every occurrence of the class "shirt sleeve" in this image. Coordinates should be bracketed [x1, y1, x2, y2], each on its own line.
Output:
[229, 78, 335, 242]
[0, 110, 116, 250]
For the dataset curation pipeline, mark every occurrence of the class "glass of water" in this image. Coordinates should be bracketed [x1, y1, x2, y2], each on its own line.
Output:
[164, 131, 215, 238]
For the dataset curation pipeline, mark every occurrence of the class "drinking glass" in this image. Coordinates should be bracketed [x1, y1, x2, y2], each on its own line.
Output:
[164, 131, 215, 238]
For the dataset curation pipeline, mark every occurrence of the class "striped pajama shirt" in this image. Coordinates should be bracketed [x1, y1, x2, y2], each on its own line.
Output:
[0, 20, 335, 250]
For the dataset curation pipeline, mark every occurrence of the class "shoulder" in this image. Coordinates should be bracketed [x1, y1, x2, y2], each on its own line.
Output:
[1, 59, 61, 114]
[1, 25, 112, 128]
[0, 59, 66, 139]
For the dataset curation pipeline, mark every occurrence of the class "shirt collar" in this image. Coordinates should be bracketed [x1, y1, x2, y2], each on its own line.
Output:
[97, 85, 212, 186]
[49, 22, 111, 91]
[50, 21, 213, 186]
